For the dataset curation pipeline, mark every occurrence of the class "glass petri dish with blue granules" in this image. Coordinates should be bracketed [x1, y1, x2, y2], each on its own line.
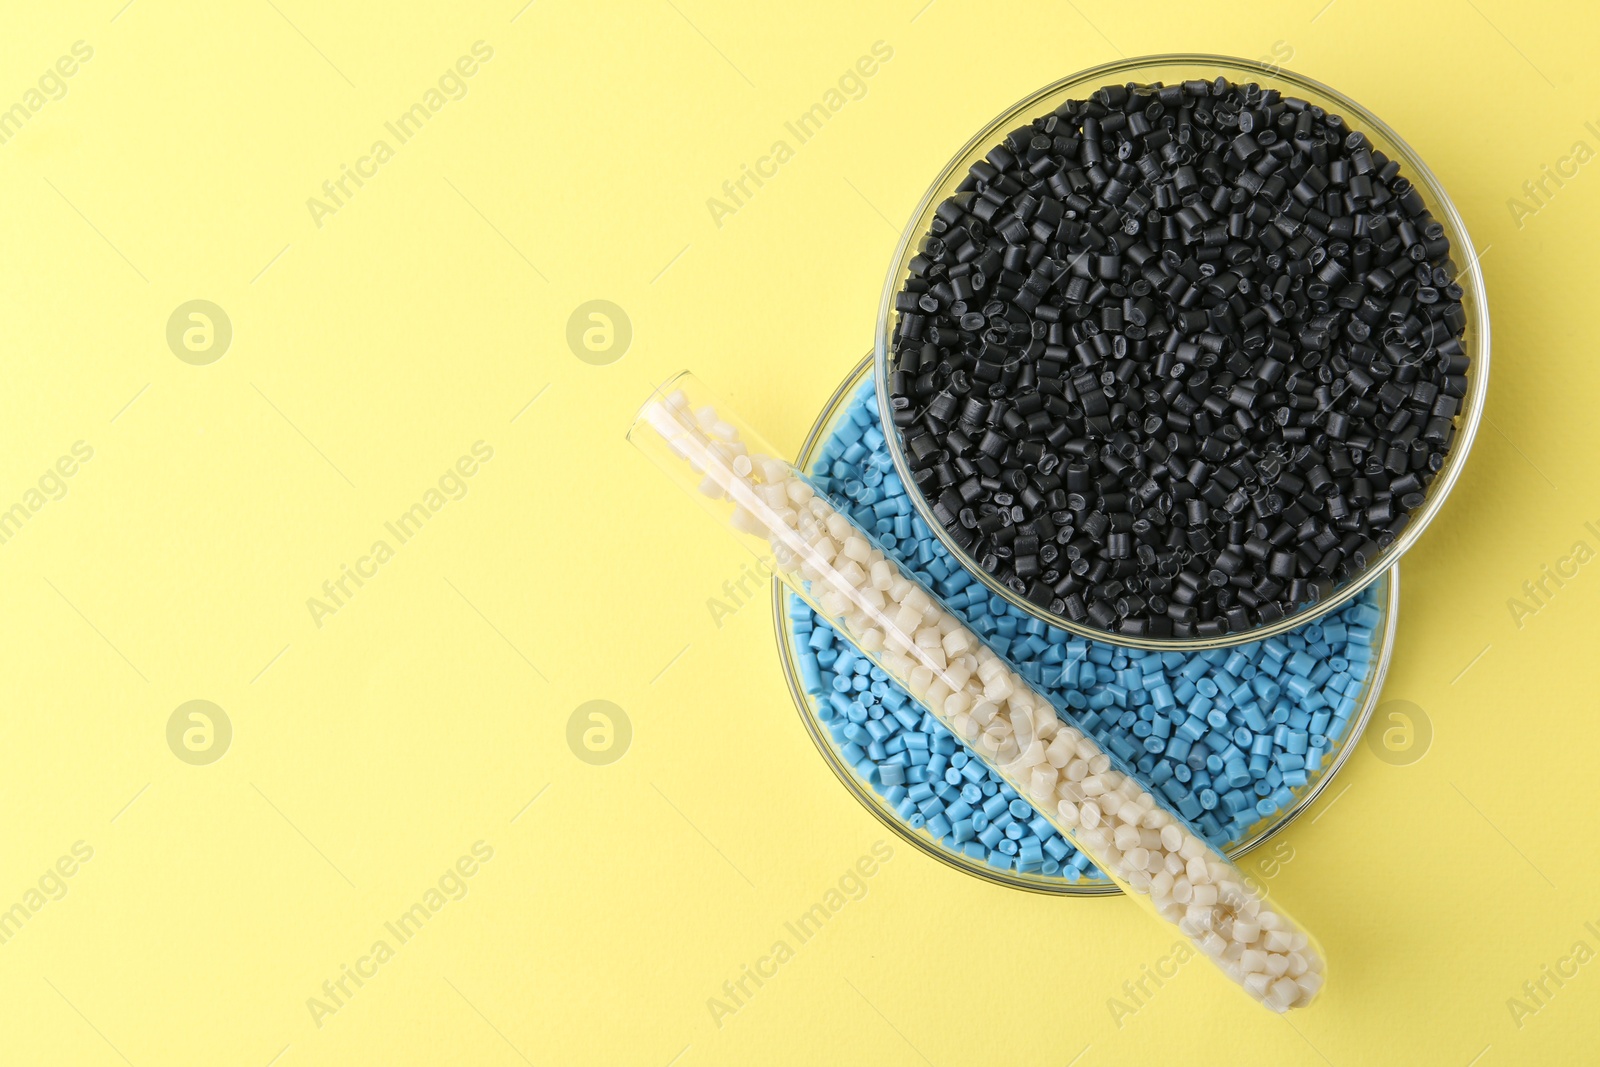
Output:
[775, 356, 1396, 895]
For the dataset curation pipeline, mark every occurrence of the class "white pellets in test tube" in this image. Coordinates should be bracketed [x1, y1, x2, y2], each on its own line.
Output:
[634, 379, 1326, 1012]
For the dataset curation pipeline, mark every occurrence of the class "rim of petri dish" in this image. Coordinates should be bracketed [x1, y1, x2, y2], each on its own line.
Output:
[873, 54, 1485, 651]
[777, 354, 1399, 895]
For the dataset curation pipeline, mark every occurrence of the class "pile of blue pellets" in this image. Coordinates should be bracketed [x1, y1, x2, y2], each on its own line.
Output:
[785, 376, 1385, 885]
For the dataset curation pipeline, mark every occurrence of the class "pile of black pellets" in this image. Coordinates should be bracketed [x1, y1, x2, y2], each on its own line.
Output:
[888, 78, 1469, 639]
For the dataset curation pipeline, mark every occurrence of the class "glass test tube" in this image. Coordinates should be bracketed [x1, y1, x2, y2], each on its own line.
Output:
[630, 371, 1325, 1012]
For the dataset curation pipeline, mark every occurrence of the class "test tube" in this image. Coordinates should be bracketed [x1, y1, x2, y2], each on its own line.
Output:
[630, 371, 1325, 1012]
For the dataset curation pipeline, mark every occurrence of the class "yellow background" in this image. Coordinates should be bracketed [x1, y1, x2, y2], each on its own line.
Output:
[0, 1, 1593, 1063]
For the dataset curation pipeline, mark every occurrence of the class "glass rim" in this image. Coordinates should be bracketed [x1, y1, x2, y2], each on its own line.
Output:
[778, 353, 1399, 896]
[872, 52, 1486, 650]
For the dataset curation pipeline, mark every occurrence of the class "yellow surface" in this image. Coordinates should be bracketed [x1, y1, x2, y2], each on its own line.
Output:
[0, 1, 1594, 1064]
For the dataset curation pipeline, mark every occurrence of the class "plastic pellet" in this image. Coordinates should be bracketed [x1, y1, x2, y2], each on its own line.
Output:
[887, 78, 1467, 639]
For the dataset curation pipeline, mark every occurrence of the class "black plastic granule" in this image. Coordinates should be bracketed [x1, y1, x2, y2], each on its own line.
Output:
[888, 78, 1469, 640]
